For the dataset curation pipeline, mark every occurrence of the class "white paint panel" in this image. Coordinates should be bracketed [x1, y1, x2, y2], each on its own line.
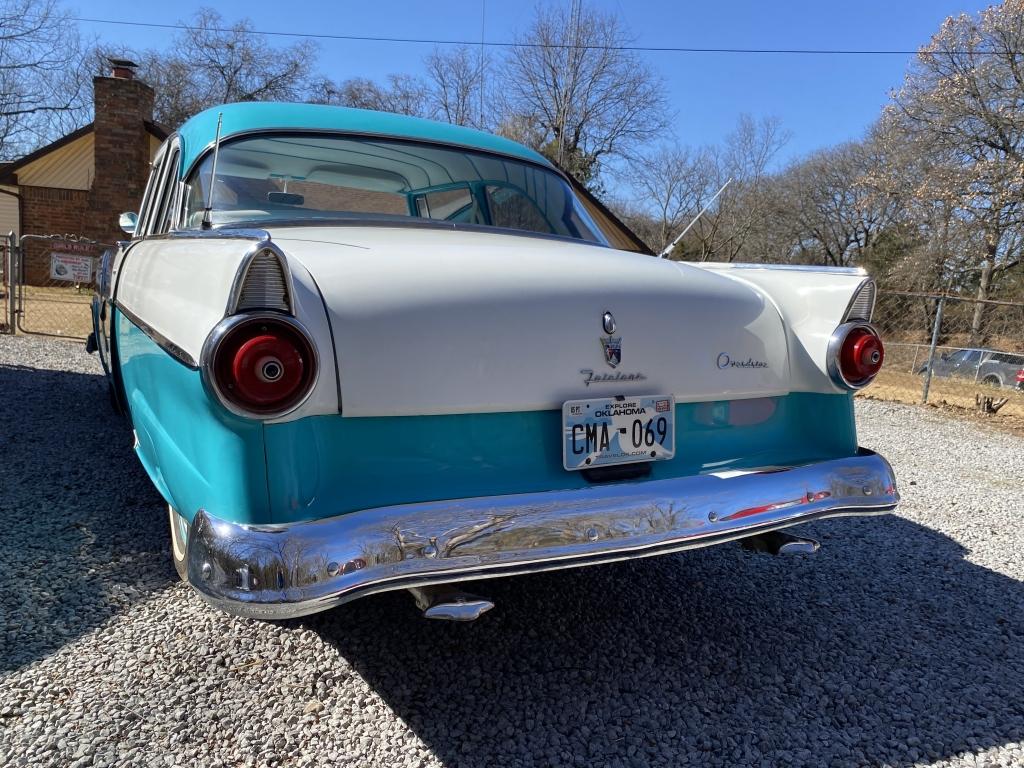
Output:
[269, 226, 791, 417]
[691, 263, 868, 394]
[114, 236, 339, 420]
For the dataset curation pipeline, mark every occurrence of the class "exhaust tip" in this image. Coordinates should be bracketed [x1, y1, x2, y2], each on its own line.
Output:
[777, 538, 820, 555]
[409, 586, 495, 622]
[742, 530, 820, 555]
[423, 599, 495, 622]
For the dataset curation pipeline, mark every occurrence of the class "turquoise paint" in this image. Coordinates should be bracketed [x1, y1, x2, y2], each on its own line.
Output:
[264, 393, 857, 525]
[115, 309, 271, 525]
[175, 103, 551, 178]
[116, 308, 857, 527]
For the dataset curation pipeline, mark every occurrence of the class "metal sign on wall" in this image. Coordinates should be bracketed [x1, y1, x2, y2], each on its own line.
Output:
[49, 252, 94, 283]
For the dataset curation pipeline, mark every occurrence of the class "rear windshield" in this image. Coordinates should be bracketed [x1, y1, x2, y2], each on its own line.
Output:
[183, 133, 607, 244]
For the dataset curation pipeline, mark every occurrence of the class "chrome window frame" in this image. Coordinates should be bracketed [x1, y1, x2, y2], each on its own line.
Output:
[135, 141, 169, 239]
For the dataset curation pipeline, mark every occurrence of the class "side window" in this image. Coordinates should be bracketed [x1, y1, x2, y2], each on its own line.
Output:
[413, 185, 482, 224]
[961, 350, 982, 364]
[136, 144, 168, 238]
[152, 147, 181, 234]
[485, 184, 554, 234]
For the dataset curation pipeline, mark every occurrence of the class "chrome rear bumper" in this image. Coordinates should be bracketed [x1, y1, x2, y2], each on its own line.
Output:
[187, 450, 898, 619]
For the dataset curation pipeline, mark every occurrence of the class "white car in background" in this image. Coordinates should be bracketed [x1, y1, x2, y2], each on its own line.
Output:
[91, 102, 898, 621]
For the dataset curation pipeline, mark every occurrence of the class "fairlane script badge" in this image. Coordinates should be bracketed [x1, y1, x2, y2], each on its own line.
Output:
[580, 369, 648, 387]
[601, 336, 622, 368]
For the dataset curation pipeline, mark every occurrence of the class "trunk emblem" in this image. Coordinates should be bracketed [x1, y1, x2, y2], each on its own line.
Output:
[601, 336, 622, 368]
[602, 311, 616, 334]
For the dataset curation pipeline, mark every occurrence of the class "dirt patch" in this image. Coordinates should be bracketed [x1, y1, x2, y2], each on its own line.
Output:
[858, 368, 1024, 436]
[13, 284, 92, 340]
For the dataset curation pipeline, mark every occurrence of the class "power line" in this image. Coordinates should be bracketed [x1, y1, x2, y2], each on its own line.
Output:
[70, 16, 932, 55]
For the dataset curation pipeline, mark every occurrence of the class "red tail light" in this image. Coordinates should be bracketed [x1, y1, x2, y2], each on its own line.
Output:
[828, 323, 884, 390]
[1016, 369, 1024, 383]
[202, 315, 317, 418]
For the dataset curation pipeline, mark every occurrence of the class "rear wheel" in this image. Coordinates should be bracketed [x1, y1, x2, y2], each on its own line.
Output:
[982, 374, 1002, 388]
[168, 505, 190, 582]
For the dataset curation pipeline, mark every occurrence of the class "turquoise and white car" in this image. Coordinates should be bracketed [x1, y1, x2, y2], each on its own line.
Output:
[92, 102, 898, 620]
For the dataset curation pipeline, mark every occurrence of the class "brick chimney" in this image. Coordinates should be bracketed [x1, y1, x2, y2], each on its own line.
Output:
[87, 58, 155, 242]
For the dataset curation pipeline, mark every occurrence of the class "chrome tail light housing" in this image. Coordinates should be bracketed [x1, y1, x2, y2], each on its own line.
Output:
[827, 322, 885, 390]
[201, 313, 318, 419]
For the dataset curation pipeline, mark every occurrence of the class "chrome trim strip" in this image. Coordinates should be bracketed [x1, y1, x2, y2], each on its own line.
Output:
[694, 261, 867, 276]
[150, 228, 272, 242]
[186, 450, 899, 619]
[198, 312, 320, 420]
[114, 302, 198, 369]
[193, 216, 611, 249]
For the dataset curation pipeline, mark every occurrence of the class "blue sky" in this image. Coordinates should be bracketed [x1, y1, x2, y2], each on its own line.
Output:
[74, 0, 993, 168]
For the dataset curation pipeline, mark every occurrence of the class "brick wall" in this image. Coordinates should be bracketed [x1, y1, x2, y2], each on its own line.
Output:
[86, 75, 155, 244]
[18, 73, 156, 285]
[20, 186, 94, 285]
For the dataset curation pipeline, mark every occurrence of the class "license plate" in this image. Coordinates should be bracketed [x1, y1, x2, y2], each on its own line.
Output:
[562, 395, 675, 471]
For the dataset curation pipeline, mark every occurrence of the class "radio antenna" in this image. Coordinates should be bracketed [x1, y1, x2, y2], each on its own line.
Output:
[659, 177, 732, 258]
[201, 112, 224, 230]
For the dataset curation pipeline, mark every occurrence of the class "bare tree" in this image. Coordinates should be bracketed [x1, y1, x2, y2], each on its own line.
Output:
[619, 116, 787, 260]
[0, 0, 89, 158]
[689, 115, 789, 262]
[503, 1, 667, 186]
[314, 74, 432, 117]
[775, 138, 901, 267]
[134, 8, 318, 128]
[425, 46, 489, 128]
[887, 0, 1024, 341]
[622, 144, 714, 254]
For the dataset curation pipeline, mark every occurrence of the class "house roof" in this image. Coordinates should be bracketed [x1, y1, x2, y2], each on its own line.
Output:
[0, 120, 167, 185]
[145, 120, 169, 142]
[0, 124, 94, 184]
[175, 102, 551, 177]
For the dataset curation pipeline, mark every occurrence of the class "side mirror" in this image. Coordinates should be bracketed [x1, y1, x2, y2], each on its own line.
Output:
[119, 211, 138, 236]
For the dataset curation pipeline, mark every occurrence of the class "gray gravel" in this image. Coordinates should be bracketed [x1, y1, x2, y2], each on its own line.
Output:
[2, 333, 1024, 768]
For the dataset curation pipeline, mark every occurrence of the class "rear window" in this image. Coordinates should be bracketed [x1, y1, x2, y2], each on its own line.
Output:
[184, 133, 607, 244]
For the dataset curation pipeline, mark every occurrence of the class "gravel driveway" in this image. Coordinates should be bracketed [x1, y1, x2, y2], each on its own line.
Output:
[2, 334, 1023, 768]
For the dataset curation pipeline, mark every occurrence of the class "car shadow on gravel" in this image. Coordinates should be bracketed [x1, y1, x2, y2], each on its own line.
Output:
[309, 514, 1024, 768]
[0, 363, 171, 672]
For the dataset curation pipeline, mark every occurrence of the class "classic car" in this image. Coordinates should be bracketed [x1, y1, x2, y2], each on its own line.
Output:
[90, 102, 898, 621]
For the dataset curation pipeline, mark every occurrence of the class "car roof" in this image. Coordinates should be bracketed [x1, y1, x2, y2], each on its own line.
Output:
[175, 102, 552, 177]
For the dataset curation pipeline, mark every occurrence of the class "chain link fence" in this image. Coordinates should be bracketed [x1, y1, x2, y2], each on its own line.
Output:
[871, 289, 1024, 418]
[13, 234, 110, 341]
[1, 233, 11, 334]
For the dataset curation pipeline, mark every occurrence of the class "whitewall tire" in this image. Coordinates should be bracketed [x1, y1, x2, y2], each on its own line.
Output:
[168, 505, 190, 583]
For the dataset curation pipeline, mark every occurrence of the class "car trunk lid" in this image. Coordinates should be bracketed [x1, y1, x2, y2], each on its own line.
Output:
[271, 225, 790, 417]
